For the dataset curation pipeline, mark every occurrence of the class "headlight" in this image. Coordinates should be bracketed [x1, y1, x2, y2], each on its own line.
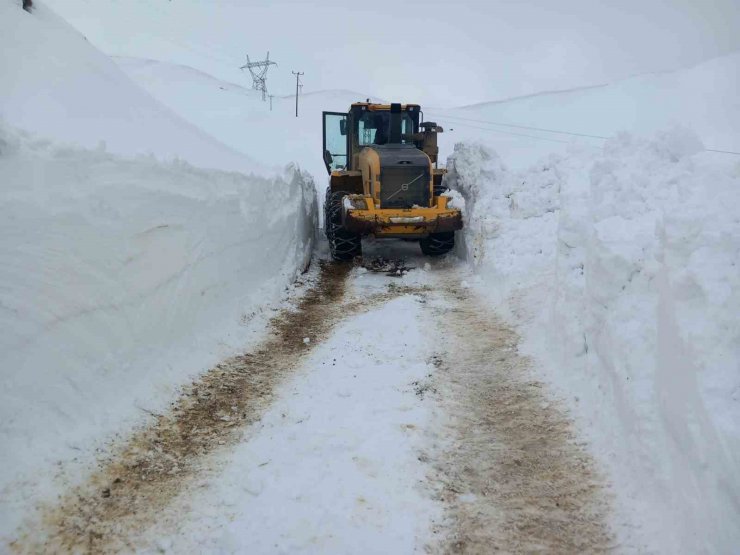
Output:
[344, 196, 368, 210]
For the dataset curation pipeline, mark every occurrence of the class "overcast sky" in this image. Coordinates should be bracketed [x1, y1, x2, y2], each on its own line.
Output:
[45, 0, 740, 107]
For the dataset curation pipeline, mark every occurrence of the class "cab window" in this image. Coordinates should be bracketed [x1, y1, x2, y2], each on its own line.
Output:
[357, 111, 415, 146]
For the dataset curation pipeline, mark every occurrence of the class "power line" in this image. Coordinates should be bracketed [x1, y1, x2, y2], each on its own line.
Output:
[432, 119, 573, 144]
[428, 111, 609, 140]
[706, 148, 740, 155]
[429, 111, 740, 155]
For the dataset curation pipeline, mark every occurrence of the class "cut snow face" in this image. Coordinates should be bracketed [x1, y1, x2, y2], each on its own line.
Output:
[0, 121, 316, 541]
[1, 2, 323, 543]
[445, 129, 740, 553]
[1, 5, 319, 542]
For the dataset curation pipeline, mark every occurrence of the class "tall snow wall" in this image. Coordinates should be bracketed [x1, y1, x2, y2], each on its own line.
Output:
[0, 2, 320, 538]
[444, 134, 740, 553]
[0, 123, 317, 537]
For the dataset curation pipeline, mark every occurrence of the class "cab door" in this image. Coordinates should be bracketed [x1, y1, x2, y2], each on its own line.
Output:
[322, 111, 348, 173]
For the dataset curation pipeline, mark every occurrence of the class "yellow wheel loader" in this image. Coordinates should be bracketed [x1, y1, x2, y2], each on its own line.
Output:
[322, 102, 462, 260]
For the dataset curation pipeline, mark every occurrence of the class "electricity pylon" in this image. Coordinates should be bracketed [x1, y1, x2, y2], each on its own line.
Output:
[240, 52, 277, 101]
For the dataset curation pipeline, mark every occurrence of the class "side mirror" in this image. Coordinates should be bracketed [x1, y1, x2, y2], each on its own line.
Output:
[339, 119, 347, 136]
[323, 149, 333, 166]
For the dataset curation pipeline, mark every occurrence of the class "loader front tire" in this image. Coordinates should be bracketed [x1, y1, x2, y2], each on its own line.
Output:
[324, 189, 361, 261]
[420, 232, 455, 256]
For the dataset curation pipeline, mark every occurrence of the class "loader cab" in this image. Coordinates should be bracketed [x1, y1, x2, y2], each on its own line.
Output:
[322, 103, 421, 174]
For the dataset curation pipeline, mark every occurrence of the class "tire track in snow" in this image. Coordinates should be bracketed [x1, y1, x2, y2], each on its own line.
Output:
[426, 277, 613, 553]
[135, 284, 440, 553]
[11, 260, 361, 553]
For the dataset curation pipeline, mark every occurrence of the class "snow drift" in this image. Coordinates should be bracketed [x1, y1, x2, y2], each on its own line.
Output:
[445, 133, 740, 552]
[0, 1, 316, 539]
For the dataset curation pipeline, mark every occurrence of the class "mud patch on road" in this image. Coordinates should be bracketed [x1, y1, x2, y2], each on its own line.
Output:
[357, 256, 414, 277]
[428, 284, 613, 553]
[11, 261, 353, 554]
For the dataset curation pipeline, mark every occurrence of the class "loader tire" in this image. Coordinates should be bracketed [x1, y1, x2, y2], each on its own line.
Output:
[324, 189, 361, 261]
[420, 232, 455, 256]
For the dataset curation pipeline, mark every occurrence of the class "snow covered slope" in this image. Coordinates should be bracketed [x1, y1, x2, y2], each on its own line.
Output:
[445, 131, 740, 551]
[115, 57, 381, 186]
[0, 2, 316, 539]
[0, 1, 269, 173]
[32, 0, 740, 178]
[115, 51, 740, 187]
[432, 52, 740, 169]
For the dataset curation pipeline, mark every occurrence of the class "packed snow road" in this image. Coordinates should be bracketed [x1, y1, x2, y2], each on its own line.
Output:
[10, 241, 612, 554]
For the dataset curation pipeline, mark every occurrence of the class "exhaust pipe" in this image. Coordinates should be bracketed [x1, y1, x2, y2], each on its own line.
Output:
[389, 103, 402, 144]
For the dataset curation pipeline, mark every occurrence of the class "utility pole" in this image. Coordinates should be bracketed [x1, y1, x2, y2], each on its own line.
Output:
[240, 52, 277, 102]
[292, 71, 304, 117]
[268, 94, 274, 111]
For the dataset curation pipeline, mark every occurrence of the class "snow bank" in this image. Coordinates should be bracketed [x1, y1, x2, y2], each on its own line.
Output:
[0, 0, 318, 537]
[0, 121, 316, 538]
[445, 133, 740, 552]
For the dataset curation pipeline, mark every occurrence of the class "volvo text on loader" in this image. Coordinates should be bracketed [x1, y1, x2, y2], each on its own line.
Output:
[322, 102, 462, 260]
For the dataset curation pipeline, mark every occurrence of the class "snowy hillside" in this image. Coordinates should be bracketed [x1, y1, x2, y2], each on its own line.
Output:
[431, 52, 740, 169]
[0, 1, 316, 540]
[115, 57, 382, 183]
[0, 1, 270, 173]
[114, 51, 740, 188]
